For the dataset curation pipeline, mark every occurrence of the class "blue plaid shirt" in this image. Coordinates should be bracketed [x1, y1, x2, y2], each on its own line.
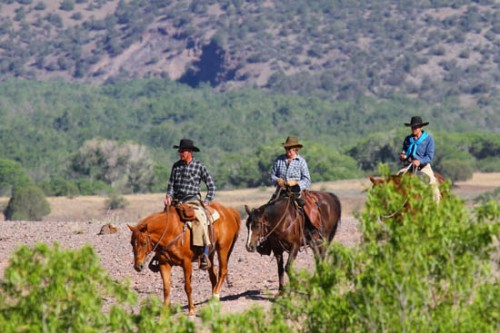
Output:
[166, 159, 216, 202]
[271, 154, 311, 190]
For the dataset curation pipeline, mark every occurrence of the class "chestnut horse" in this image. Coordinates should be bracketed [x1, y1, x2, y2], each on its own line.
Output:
[369, 170, 446, 219]
[128, 202, 240, 316]
[245, 189, 341, 291]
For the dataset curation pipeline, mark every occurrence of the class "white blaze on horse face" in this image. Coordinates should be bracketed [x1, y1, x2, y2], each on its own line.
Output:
[246, 223, 254, 248]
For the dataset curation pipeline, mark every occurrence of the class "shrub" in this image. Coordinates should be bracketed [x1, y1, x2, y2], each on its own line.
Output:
[77, 179, 112, 195]
[105, 193, 128, 210]
[38, 177, 79, 197]
[275, 166, 499, 332]
[0, 244, 197, 332]
[438, 158, 474, 182]
[0, 158, 32, 196]
[3, 185, 50, 221]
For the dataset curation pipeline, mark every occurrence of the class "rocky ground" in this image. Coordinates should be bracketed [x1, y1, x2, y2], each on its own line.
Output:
[0, 215, 360, 315]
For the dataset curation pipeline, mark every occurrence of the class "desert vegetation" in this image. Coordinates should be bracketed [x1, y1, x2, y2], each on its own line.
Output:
[0, 173, 497, 332]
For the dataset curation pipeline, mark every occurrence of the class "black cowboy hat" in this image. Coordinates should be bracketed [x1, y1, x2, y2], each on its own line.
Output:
[281, 136, 303, 149]
[173, 138, 200, 152]
[405, 116, 429, 127]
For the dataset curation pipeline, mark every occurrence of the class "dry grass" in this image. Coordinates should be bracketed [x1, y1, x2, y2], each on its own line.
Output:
[0, 173, 498, 223]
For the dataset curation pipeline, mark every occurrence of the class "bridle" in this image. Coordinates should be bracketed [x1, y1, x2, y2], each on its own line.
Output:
[136, 205, 187, 265]
[250, 192, 294, 245]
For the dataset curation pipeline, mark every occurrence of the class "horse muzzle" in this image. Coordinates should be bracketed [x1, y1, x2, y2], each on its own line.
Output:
[246, 244, 257, 252]
[134, 260, 146, 272]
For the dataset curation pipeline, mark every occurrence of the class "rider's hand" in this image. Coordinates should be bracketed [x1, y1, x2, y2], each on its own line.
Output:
[286, 180, 298, 186]
[399, 152, 407, 161]
[165, 195, 172, 206]
[277, 178, 286, 187]
[412, 159, 421, 167]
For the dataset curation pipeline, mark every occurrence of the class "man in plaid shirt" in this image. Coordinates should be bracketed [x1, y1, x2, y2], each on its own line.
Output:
[165, 139, 216, 270]
[271, 136, 311, 205]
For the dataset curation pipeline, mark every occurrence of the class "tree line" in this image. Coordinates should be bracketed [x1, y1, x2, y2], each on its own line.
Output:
[0, 78, 498, 202]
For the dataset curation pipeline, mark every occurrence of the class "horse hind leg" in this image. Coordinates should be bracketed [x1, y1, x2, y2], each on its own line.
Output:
[207, 250, 218, 296]
[212, 246, 231, 298]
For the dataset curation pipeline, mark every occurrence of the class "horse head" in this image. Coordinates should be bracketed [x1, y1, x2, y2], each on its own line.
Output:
[128, 223, 153, 272]
[244, 204, 266, 253]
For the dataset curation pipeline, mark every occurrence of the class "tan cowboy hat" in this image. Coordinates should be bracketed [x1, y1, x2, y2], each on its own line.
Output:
[173, 138, 200, 152]
[281, 136, 303, 149]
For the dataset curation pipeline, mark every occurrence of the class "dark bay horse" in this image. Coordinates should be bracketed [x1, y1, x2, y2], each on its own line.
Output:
[128, 201, 240, 316]
[245, 190, 341, 291]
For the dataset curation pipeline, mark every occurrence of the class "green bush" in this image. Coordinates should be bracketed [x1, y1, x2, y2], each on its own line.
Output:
[105, 193, 129, 210]
[274, 166, 499, 332]
[438, 158, 474, 182]
[3, 185, 50, 221]
[0, 158, 32, 196]
[38, 177, 79, 197]
[0, 244, 198, 332]
[77, 179, 112, 195]
[476, 156, 500, 172]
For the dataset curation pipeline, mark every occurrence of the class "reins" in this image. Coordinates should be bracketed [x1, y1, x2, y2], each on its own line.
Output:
[144, 205, 187, 263]
[258, 188, 298, 244]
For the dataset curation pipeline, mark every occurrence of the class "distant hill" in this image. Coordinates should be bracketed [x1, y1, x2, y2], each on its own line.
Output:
[0, 0, 498, 105]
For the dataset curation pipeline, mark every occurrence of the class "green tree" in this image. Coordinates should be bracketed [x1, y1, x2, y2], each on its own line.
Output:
[0, 158, 31, 196]
[71, 139, 155, 193]
[4, 185, 50, 221]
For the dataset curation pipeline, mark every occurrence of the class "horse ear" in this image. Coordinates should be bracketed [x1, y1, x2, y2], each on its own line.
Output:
[127, 224, 135, 232]
[244, 205, 252, 216]
[369, 176, 384, 185]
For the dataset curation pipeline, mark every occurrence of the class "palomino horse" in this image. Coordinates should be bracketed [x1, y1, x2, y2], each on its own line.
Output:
[128, 202, 240, 316]
[245, 189, 341, 291]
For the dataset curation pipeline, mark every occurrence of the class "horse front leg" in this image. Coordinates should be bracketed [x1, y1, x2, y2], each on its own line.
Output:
[284, 246, 300, 287]
[275, 251, 286, 293]
[159, 263, 172, 307]
[182, 259, 195, 316]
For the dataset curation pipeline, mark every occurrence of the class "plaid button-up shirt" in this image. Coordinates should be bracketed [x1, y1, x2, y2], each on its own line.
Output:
[166, 159, 216, 202]
[270, 154, 311, 190]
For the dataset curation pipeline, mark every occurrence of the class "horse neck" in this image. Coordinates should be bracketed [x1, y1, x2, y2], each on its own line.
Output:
[265, 197, 298, 226]
[147, 210, 181, 243]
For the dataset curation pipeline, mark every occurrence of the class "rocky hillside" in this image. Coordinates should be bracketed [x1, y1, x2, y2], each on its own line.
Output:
[0, 0, 498, 104]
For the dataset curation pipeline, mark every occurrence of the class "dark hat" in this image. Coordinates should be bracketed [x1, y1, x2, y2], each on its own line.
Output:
[173, 138, 200, 152]
[281, 136, 303, 149]
[405, 116, 429, 127]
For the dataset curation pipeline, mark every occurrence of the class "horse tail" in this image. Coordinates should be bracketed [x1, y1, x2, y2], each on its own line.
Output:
[328, 192, 342, 240]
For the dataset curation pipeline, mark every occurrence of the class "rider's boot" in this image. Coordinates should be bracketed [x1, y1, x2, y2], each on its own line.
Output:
[199, 246, 211, 270]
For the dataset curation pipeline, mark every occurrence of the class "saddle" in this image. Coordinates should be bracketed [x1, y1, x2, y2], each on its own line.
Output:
[302, 190, 321, 229]
[176, 203, 220, 224]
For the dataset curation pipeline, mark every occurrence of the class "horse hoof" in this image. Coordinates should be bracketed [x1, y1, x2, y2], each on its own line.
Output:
[211, 293, 220, 301]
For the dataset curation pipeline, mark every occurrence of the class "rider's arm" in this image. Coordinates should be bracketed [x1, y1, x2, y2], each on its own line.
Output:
[270, 157, 283, 186]
[418, 136, 434, 165]
[298, 157, 311, 190]
[201, 164, 216, 202]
